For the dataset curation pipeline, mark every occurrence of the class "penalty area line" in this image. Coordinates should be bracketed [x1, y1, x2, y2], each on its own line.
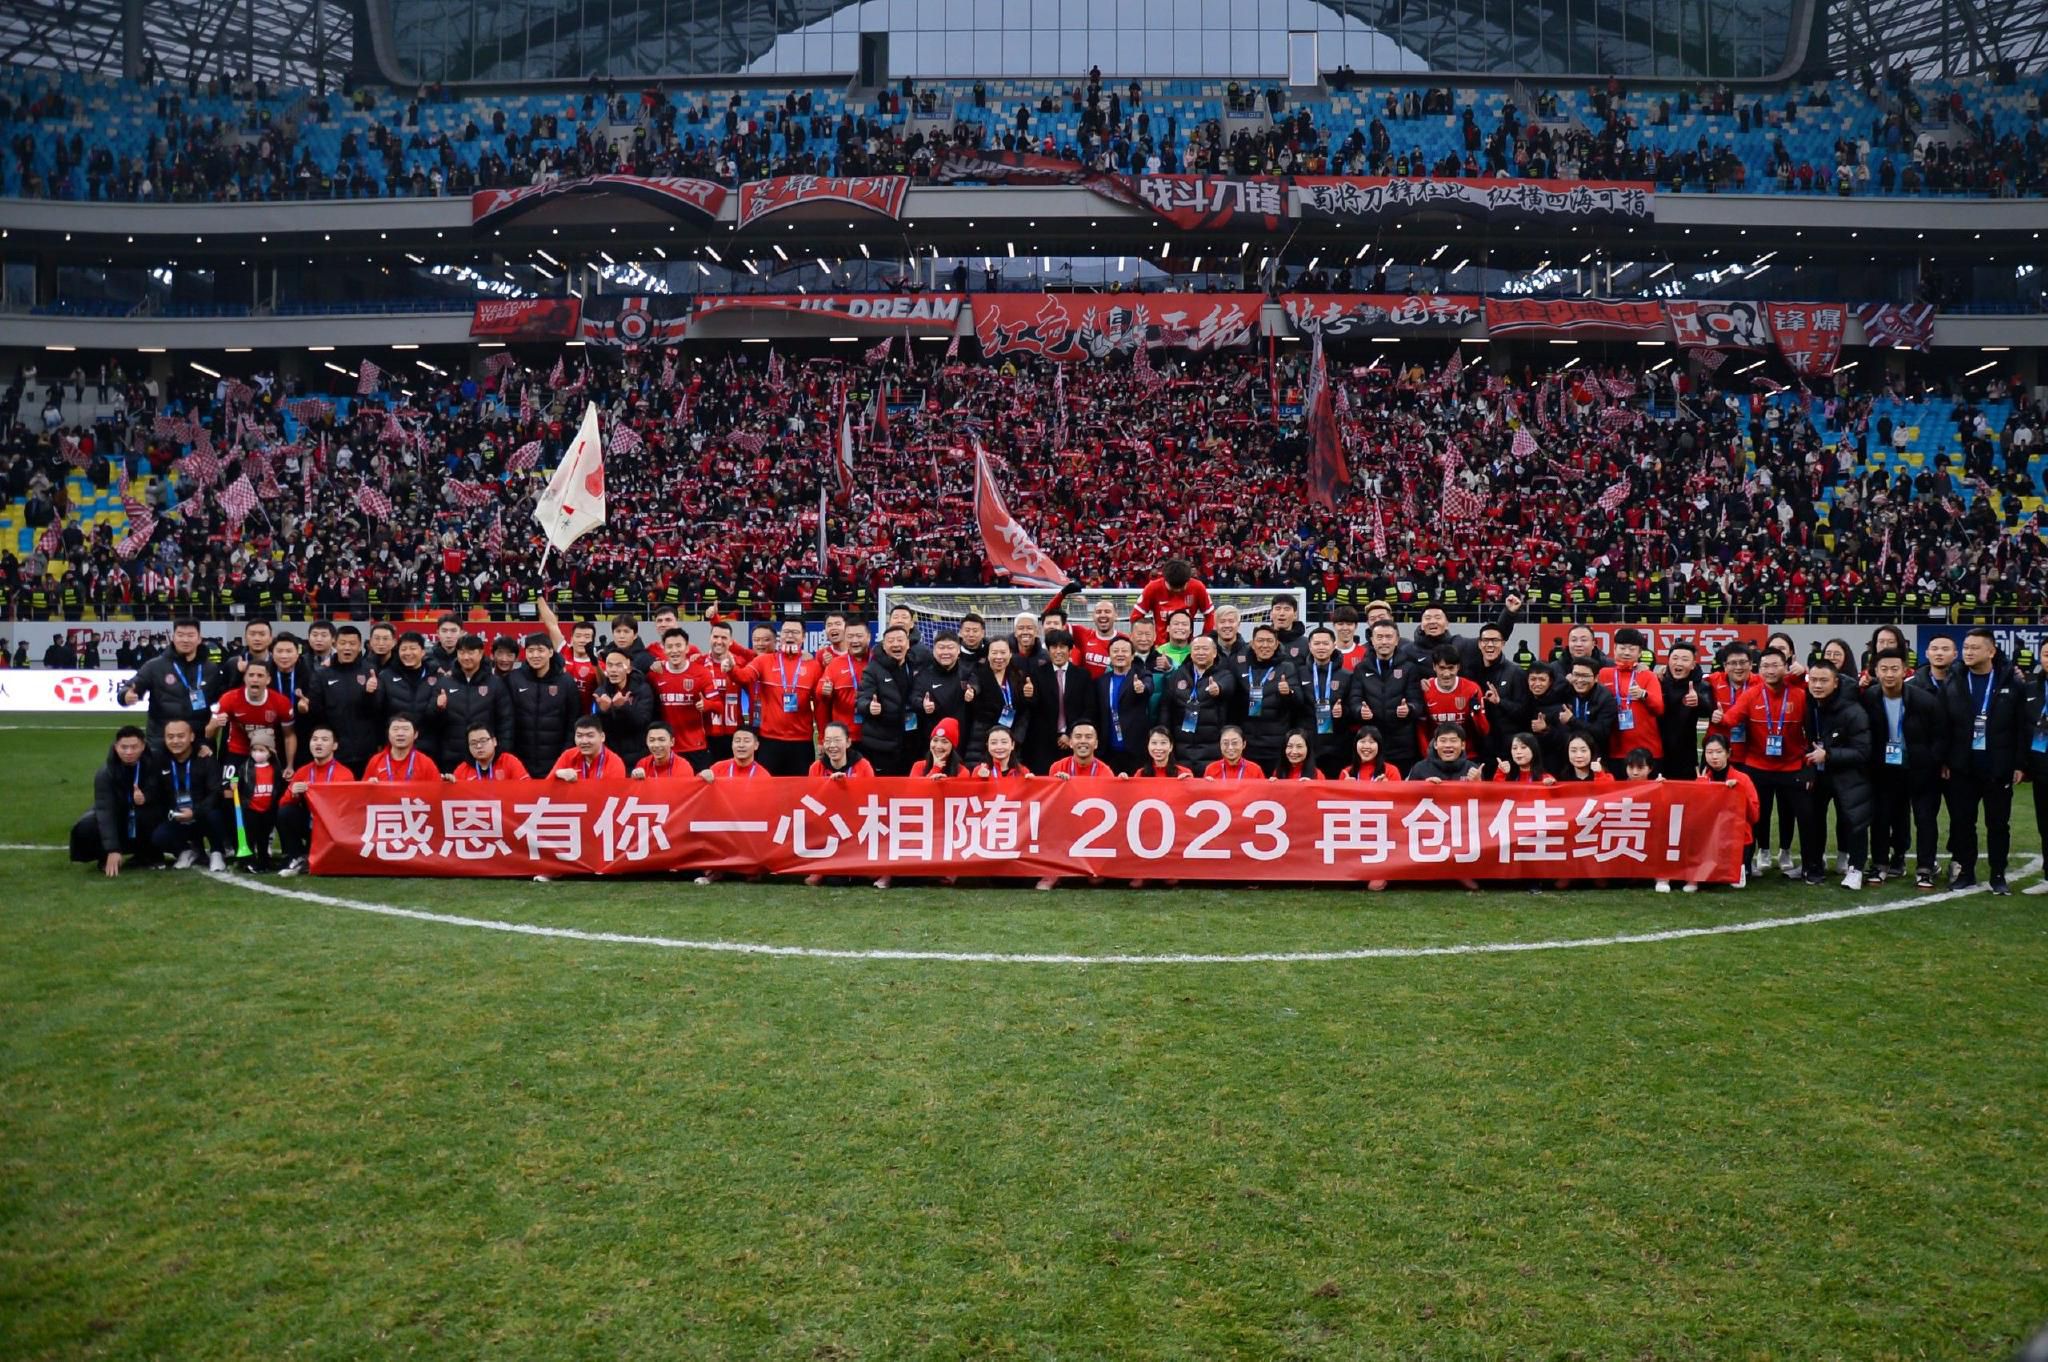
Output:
[194, 858, 2043, 966]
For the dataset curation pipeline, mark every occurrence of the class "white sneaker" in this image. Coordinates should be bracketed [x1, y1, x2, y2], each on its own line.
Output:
[277, 858, 305, 878]
[1778, 850, 1796, 875]
[872, 876, 892, 889]
[532, 875, 552, 883]
[1841, 867, 1864, 891]
[208, 852, 226, 873]
[1681, 882, 1698, 893]
[1654, 879, 1672, 893]
[693, 874, 715, 885]
[173, 850, 197, 870]
[1735, 865, 1748, 889]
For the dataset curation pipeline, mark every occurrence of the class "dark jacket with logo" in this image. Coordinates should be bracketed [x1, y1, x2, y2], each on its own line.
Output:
[852, 651, 919, 759]
[313, 656, 384, 768]
[1938, 662, 2030, 783]
[507, 661, 584, 777]
[430, 664, 516, 769]
[124, 650, 218, 743]
[1342, 654, 1424, 769]
[1163, 658, 1239, 764]
[1858, 683, 1947, 774]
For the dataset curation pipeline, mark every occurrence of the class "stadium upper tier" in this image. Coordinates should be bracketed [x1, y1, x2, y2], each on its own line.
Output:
[3, 66, 2044, 202]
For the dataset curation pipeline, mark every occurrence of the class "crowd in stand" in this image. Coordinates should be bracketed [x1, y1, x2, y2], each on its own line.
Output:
[70, 583, 2048, 896]
[4, 346, 2047, 626]
[5, 62, 2044, 202]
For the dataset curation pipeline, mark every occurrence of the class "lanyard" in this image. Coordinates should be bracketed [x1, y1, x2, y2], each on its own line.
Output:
[997, 676, 1012, 710]
[474, 760, 495, 781]
[173, 659, 203, 696]
[128, 763, 143, 835]
[649, 758, 677, 778]
[1614, 668, 1632, 713]
[1252, 665, 1275, 693]
[580, 752, 605, 781]
[1968, 669, 1993, 717]
[1574, 696, 1588, 723]
[1762, 684, 1787, 736]
[388, 750, 417, 782]
[1189, 666, 1205, 699]
[729, 760, 761, 779]
[1884, 694, 1905, 742]
[277, 671, 294, 706]
[1218, 760, 1248, 781]
[776, 652, 797, 693]
[1312, 662, 1335, 702]
[314, 760, 340, 783]
[1109, 673, 1124, 709]
[170, 758, 192, 798]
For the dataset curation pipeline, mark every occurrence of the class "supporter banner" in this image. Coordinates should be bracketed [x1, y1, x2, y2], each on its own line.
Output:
[1097, 174, 1288, 232]
[470, 175, 726, 230]
[0, 669, 129, 713]
[1763, 302, 1846, 377]
[691, 293, 964, 332]
[1853, 302, 1936, 352]
[929, 149, 1097, 186]
[1915, 623, 2048, 665]
[1667, 300, 1773, 350]
[737, 175, 909, 230]
[1294, 177, 1652, 225]
[469, 298, 583, 342]
[1282, 293, 1482, 336]
[308, 778, 1745, 883]
[974, 293, 1262, 361]
[1537, 623, 1769, 663]
[579, 295, 690, 348]
[1485, 298, 1669, 340]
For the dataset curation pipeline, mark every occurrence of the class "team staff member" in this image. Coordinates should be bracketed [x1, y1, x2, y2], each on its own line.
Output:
[1559, 659, 1618, 760]
[1238, 626, 1302, 771]
[1094, 638, 1156, 775]
[450, 725, 529, 782]
[591, 649, 657, 769]
[1342, 620, 1423, 775]
[1469, 624, 1530, 769]
[1166, 635, 1238, 769]
[313, 626, 384, 770]
[853, 625, 920, 777]
[1802, 660, 1875, 889]
[82, 725, 155, 876]
[753, 620, 818, 777]
[551, 715, 628, 782]
[429, 635, 514, 770]
[1656, 639, 1715, 779]
[1720, 648, 1813, 879]
[1298, 627, 1352, 778]
[1040, 630, 1098, 771]
[1705, 643, 1757, 762]
[806, 623, 873, 751]
[364, 714, 441, 784]
[377, 632, 440, 734]
[1598, 629, 1664, 765]
[508, 631, 586, 779]
[1939, 627, 2027, 895]
[147, 717, 225, 870]
[120, 618, 217, 745]
[278, 723, 352, 877]
[1860, 648, 1947, 888]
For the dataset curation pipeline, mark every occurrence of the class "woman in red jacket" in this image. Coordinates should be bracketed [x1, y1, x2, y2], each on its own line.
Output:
[1135, 726, 1195, 779]
[1697, 733, 1760, 891]
[909, 718, 965, 779]
[1338, 726, 1396, 782]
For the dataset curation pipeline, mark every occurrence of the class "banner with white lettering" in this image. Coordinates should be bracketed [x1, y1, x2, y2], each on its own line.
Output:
[1282, 293, 1482, 336]
[470, 175, 727, 230]
[691, 293, 965, 333]
[973, 293, 1263, 361]
[308, 779, 1746, 882]
[736, 175, 909, 230]
[1294, 177, 1652, 226]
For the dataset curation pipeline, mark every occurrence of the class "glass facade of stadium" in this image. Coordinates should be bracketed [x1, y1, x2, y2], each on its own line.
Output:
[383, 0, 1803, 87]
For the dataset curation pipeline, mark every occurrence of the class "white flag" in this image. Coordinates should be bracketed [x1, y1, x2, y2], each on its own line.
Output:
[533, 402, 606, 553]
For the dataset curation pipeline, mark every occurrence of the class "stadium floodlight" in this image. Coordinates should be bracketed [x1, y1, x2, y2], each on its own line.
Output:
[323, 363, 350, 376]
[742, 260, 759, 275]
[1560, 357, 1580, 370]
[189, 362, 219, 377]
[1450, 259, 1468, 274]
[1647, 357, 1674, 372]
[702, 245, 721, 263]
[47, 344, 76, 352]
[772, 245, 789, 261]
[858, 243, 870, 258]
[1429, 244, 1447, 261]
[1306, 256, 1319, 272]
[1648, 263, 1675, 278]
[1965, 360, 1997, 376]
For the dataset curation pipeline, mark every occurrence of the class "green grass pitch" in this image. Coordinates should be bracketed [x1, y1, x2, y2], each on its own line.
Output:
[3, 716, 2045, 1360]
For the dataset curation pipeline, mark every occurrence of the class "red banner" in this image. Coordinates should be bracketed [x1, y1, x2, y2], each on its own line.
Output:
[1295, 177, 1652, 225]
[1282, 293, 1482, 336]
[691, 293, 964, 332]
[1764, 302, 1846, 374]
[469, 297, 583, 341]
[470, 175, 726, 230]
[973, 293, 1263, 361]
[1667, 300, 1774, 350]
[1094, 174, 1287, 232]
[737, 175, 909, 230]
[1852, 302, 1935, 352]
[1536, 623, 1769, 663]
[307, 778, 1745, 883]
[1486, 298, 1670, 340]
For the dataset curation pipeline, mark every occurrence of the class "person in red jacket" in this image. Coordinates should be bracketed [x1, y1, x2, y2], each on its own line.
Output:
[1599, 627, 1666, 762]
[1706, 643, 1759, 766]
[1269, 730, 1322, 780]
[364, 715, 441, 784]
[1719, 646, 1813, 877]
[808, 722, 875, 779]
[646, 629, 712, 770]
[1698, 733, 1760, 890]
[277, 723, 353, 876]
[1417, 645, 1490, 751]
[1135, 726, 1195, 779]
[1203, 726, 1264, 781]
[633, 723, 696, 781]
[549, 715, 627, 782]
[973, 726, 1030, 781]
[1132, 557, 1215, 634]
[753, 619, 817, 776]
[451, 725, 530, 782]
[910, 719, 966, 778]
[805, 622, 871, 749]
[700, 619, 761, 767]
[1049, 723, 1118, 778]
[703, 726, 771, 782]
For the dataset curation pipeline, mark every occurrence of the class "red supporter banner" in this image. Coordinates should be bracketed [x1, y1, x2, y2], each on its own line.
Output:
[1852, 302, 1935, 352]
[737, 175, 909, 229]
[1095, 174, 1287, 231]
[306, 779, 1745, 883]
[470, 175, 727, 229]
[1486, 298, 1670, 340]
[1282, 293, 1482, 336]
[974, 293, 1263, 361]
[1667, 300, 1774, 350]
[1294, 177, 1652, 225]
[692, 293, 964, 332]
[1763, 302, 1846, 376]
[1536, 622, 1769, 661]
[469, 297, 584, 341]
[930, 148, 1097, 186]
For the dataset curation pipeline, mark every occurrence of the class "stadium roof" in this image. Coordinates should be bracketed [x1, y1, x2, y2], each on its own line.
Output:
[0, 0, 356, 93]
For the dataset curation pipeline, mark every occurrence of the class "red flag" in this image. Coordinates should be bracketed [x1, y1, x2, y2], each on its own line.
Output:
[836, 385, 854, 491]
[864, 336, 892, 365]
[1511, 428, 1539, 460]
[221, 474, 259, 526]
[1596, 476, 1632, 514]
[356, 359, 381, 396]
[973, 443, 1069, 589]
[871, 377, 891, 443]
[508, 440, 544, 472]
[1304, 327, 1348, 510]
[944, 333, 960, 362]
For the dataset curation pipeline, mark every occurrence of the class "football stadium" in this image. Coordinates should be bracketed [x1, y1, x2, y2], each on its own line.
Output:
[3, 0, 2047, 1352]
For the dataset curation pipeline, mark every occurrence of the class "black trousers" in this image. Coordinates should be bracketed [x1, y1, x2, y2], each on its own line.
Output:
[1749, 768, 1809, 867]
[1805, 775, 1868, 873]
[858, 741, 907, 777]
[1946, 772, 2014, 879]
[758, 737, 813, 778]
[277, 803, 313, 860]
[1870, 766, 1941, 872]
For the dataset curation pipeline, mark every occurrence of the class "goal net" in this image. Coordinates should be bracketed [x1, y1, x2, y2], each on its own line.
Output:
[876, 586, 1310, 647]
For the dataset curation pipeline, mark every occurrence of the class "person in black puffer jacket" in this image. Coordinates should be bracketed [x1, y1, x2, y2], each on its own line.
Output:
[853, 626, 920, 776]
[376, 632, 439, 736]
[428, 635, 516, 770]
[507, 632, 585, 777]
[1802, 658, 1874, 887]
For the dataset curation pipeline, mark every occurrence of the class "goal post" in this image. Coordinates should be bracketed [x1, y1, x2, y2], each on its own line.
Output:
[876, 585, 1310, 646]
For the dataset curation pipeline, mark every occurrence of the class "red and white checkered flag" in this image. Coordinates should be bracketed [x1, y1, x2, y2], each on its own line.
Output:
[357, 359, 381, 396]
[507, 440, 544, 472]
[864, 336, 892, 365]
[483, 352, 518, 377]
[152, 412, 182, 440]
[221, 474, 259, 526]
[1369, 493, 1389, 560]
[115, 496, 157, 559]
[226, 378, 255, 406]
[35, 524, 62, 557]
[447, 481, 497, 508]
[355, 483, 395, 520]
[944, 333, 960, 362]
[1510, 427, 1539, 460]
[731, 430, 769, 457]
[1596, 476, 1632, 514]
[660, 349, 677, 390]
[519, 385, 535, 427]
[548, 356, 566, 388]
[1132, 340, 1166, 391]
[178, 448, 221, 487]
[609, 424, 644, 457]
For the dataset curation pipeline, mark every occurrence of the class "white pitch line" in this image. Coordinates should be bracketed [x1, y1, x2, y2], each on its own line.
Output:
[193, 858, 2043, 966]
[0, 842, 65, 851]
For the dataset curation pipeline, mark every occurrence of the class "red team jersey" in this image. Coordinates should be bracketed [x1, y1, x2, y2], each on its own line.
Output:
[700, 650, 761, 738]
[1049, 755, 1117, 778]
[1720, 680, 1813, 773]
[633, 754, 696, 781]
[708, 758, 770, 780]
[646, 662, 710, 753]
[753, 648, 816, 743]
[1133, 578, 1215, 634]
[1417, 676, 1489, 748]
[806, 648, 869, 741]
[1076, 628, 1125, 677]
[1599, 665, 1665, 759]
[282, 757, 354, 805]
[808, 757, 876, 778]
[212, 686, 296, 756]
[1203, 758, 1265, 781]
[364, 747, 441, 783]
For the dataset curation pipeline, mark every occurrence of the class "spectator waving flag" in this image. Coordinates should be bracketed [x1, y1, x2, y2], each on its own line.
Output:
[483, 351, 519, 378]
[1511, 427, 1539, 460]
[1596, 475, 1632, 514]
[837, 385, 855, 491]
[864, 335, 893, 365]
[1369, 493, 1389, 560]
[447, 481, 497, 509]
[1303, 327, 1348, 510]
[354, 482, 394, 520]
[766, 347, 786, 392]
[609, 422, 644, 457]
[508, 439, 544, 472]
[115, 496, 157, 560]
[548, 356, 566, 388]
[221, 474, 259, 527]
[36, 524, 63, 558]
[973, 442, 1070, 589]
[944, 333, 960, 362]
[533, 402, 607, 557]
[357, 359, 381, 396]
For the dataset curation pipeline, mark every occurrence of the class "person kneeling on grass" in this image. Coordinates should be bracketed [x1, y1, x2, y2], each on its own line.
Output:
[1409, 723, 1484, 890]
[276, 723, 353, 877]
[72, 724, 158, 877]
[149, 716, 226, 871]
[1621, 746, 1675, 894]
[451, 724, 530, 783]
[1699, 734, 1760, 892]
[698, 727, 768, 885]
[634, 722, 695, 781]
[365, 714, 441, 784]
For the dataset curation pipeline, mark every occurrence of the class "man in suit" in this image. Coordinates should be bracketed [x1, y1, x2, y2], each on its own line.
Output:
[1938, 628, 2030, 894]
[1038, 630, 1097, 774]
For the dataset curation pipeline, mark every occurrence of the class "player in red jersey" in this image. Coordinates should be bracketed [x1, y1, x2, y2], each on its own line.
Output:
[364, 714, 441, 783]
[1049, 722, 1119, 778]
[1598, 627, 1665, 762]
[1072, 596, 1127, 677]
[701, 619, 762, 766]
[1132, 558, 1215, 634]
[207, 657, 297, 776]
[632, 723, 695, 780]
[548, 716, 627, 782]
[450, 725, 530, 782]
[1415, 646, 1489, 751]
[1331, 605, 1369, 670]
[536, 597, 601, 705]
[806, 621, 871, 746]
[646, 628, 713, 770]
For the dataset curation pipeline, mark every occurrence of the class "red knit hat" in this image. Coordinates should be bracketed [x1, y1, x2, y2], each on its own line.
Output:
[931, 718, 960, 748]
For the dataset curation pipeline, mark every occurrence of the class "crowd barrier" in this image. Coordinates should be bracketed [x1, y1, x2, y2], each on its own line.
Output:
[306, 778, 1748, 884]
